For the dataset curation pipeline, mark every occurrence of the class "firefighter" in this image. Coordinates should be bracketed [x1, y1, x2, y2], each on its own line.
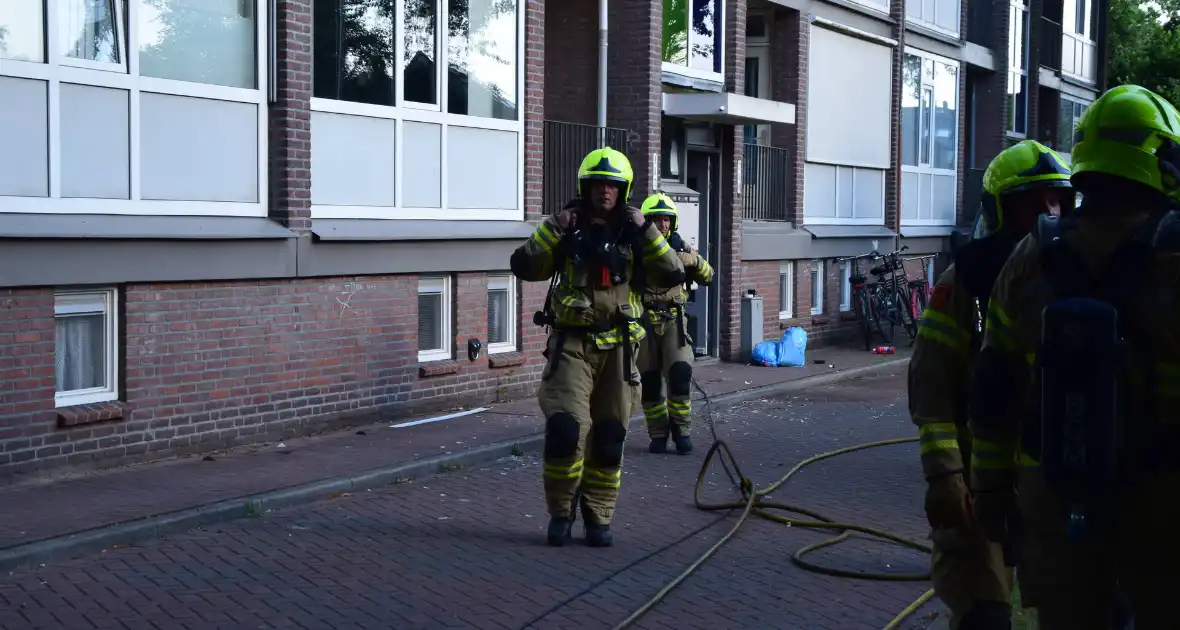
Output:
[969, 85, 1180, 629]
[510, 147, 686, 548]
[636, 193, 715, 455]
[909, 140, 1072, 630]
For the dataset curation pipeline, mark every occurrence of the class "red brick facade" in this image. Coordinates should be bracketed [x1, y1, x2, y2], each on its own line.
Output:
[0, 0, 1102, 480]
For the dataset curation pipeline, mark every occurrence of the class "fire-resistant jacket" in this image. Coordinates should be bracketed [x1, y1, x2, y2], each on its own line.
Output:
[908, 264, 978, 479]
[512, 213, 686, 348]
[641, 245, 715, 326]
[968, 212, 1180, 492]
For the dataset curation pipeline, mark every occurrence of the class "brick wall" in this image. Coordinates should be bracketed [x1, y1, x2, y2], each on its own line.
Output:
[973, 0, 1013, 167]
[268, 0, 313, 232]
[718, 0, 747, 362]
[543, 1, 596, 125]
[606, 0, 661, 201]
[772, 10, 807, 225]
[0, 278, 547, 479]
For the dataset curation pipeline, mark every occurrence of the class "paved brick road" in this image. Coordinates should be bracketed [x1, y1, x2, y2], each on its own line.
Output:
[0, 366, 939, 630]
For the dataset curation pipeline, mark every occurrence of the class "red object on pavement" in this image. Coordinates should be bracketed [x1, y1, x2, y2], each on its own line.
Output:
[873, 346, 896, 354]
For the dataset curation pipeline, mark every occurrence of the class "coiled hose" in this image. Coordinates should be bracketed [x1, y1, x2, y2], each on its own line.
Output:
[611, 378, 935, 630]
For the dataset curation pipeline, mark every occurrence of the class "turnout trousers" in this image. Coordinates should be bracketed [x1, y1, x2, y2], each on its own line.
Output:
[638, 314, 695, 439]
[537, 331, 640, 525]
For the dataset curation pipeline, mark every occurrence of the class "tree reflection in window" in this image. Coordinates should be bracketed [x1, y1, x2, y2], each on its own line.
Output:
[60, 0, 120, 64]
[447, 0, 518, 121]
[404, 0, 437, 105]
[663, 0, 721, 74]
[314, 0, 396, 106]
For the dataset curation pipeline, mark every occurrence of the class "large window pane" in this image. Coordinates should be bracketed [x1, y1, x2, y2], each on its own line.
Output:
[920, 87, 932, 166]
[0, 1, 46, 62]
[689, 0, 716, 72]
[662, 0, 688, 65]
[933, 61, 957, 170]
[488, 288, 508, 344]
[59, 0, 120, 64]
[418, 293, 442, 351]
[901, 54, 921, 167]
[139, 0, 256, 89]
[404, 0, 438, 105]
[314, 0, 395, 105]
[447, 0, 518, 120]
[1007, 71, 1027, 135]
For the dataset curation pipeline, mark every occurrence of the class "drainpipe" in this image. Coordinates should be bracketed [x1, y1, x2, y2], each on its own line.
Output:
[597, 0, 609, 146]
[893, 0, 907, 255]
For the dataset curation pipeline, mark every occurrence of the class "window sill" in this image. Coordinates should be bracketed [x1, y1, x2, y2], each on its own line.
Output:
[489, 352, 527, 369]
[419, 360, 460, 378]
[57, 400, 129, 429]
[839, 311, 858, 322]
[811, 315, 831, 326]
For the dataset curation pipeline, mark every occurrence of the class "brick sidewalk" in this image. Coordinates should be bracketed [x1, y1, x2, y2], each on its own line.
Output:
[0, 344, 910, 565]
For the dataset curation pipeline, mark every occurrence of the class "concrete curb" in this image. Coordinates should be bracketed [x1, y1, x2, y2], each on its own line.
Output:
[0, 356, 909, 574]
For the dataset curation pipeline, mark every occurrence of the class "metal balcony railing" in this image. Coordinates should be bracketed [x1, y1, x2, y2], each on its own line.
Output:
[542, 120, 630, 214]
[742, 143, 791, 221]
[1039, 17, 1062, 71]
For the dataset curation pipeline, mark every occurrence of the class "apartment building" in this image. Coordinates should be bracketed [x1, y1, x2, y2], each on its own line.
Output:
[0, 0, 1109, 480]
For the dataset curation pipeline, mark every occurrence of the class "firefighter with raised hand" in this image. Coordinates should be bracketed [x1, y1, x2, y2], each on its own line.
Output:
[969, 85, 1180, 629]
[909, 140, 1072, 630]
[510, 147, 686, 548]
[636, 193, 715, 455]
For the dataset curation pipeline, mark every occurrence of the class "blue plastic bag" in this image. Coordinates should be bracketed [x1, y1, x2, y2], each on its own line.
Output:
[751, 340, 779, 367]
[776, 327, 808, 367]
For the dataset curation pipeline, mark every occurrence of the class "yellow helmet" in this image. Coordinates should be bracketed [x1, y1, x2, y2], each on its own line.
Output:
[1070, 84, 1180, 199]
[976, 139, 1072, 237]
[577, 147, 634, 202]
[640, 193, 678, 231]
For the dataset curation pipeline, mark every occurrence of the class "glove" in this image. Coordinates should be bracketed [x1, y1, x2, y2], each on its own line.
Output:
[971, 484, 1017, 544]
[924, 473, 973, 530]
[667, 231, 686, 251]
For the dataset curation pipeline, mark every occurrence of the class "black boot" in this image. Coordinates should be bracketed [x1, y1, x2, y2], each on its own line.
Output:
[584, 523, 614, 547]
[959, 602, 1011, 630]
[546, 517, 573, 547]
[649, 435, 668, 454]
[670, 426, 693, 455]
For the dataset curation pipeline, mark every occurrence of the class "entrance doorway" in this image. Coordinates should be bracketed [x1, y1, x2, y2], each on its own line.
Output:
[685, 150, 721, 358]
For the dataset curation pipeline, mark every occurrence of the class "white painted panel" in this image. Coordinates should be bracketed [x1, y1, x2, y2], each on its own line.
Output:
[853, 169, 884, 220]
[448, 126, 517, 210]
[0, 76, 48, 197]
[901, 170, 920, 220]
[836, 167, 854, 219]
[932, 173, 955, 223]
[59, 83, 130, 199]
[919, 173, 933, 220]
[311, 111, 396, 207]
[806, 26, 892, 168]
[803, 163, 837, 219]
[139, 93, 258, 202]
[402, 122, 442, 208]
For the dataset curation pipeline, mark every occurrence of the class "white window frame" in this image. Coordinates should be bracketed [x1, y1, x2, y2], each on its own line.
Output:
[660, 0, 726, 85]
[57, 0, 128, 74]
[310, 0, 525, 222]
[839, 260, 852, 312]
[901, 47, 960, 227]
[1062, 0, 1097, 83]
[803, 163, 887, 226]
[0, 0, 269, 217]
[486, 274, 517, 354]
[778, 262, 794, 320]
[417, 275, 453, 363]
[847, 0, 890, 14]
[810, 259, 825, 316]
[1007, 0, 1030, 137]
[54, 288, 119, 408]
[906, 0, 961, 38]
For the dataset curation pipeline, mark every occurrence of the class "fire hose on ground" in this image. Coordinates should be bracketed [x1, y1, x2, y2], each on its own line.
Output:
[611, 378, 936, 630]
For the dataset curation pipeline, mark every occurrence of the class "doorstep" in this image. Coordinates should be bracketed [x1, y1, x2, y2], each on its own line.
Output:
[0, 344, 911, 572]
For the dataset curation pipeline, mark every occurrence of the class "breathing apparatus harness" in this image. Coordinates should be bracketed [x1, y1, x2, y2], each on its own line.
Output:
[533, 198, 648, 383]
[640, 230, 692, 350]
[1029, 205, 1180, 542]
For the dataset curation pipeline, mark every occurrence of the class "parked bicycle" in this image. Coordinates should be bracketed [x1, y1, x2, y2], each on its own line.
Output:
[901, 254, 939, 323]
[839, 246, 929, 350]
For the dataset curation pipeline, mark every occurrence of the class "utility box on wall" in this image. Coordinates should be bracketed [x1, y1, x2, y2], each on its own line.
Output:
[740, 291, 764, 364]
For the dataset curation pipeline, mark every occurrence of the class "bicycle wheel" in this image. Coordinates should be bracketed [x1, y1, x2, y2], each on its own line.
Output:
[856, 291, 873, 351]
[870, 288, 895, 344]
[912, 283, 928, 319]
[896, 285, 918, 342]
